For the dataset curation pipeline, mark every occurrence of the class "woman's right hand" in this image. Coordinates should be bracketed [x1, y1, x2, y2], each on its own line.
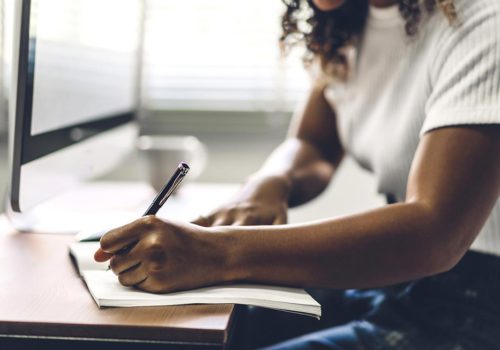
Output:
[192, 175, 290, 227]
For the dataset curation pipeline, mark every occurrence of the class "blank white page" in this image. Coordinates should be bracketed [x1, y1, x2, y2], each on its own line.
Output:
[82, 270, 321, 318]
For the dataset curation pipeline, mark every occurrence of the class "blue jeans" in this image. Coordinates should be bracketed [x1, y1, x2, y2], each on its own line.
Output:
[237, 250, 500, 350]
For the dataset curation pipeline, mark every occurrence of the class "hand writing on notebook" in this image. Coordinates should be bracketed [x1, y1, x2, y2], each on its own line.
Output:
[192, 175, 289, 226]
[94, 216, 230, 293]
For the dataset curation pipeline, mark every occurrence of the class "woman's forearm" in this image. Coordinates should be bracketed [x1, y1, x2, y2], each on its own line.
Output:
[249, 137, 340, 207]
[215, 202, 463, 289]
[215, 126, 500, 290]
[244, 84, 343, 207]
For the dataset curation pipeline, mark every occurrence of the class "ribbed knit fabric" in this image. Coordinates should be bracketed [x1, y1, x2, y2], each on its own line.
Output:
[324, 0, 500, 256]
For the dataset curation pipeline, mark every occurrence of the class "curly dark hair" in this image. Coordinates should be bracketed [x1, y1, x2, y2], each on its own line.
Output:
[281, 0, 457, 78]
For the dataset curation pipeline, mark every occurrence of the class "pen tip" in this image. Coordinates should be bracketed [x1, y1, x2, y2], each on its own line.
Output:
[180, 162, 190, 169]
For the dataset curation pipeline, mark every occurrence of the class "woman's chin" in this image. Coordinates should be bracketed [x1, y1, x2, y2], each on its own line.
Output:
[312, 0, 345, 11]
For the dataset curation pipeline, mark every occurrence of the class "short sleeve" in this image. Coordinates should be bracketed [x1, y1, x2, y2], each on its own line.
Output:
[422, 1, 500, 136]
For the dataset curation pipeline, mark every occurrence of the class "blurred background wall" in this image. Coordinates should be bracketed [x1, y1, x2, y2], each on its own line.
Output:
[0, 0, 384, 216]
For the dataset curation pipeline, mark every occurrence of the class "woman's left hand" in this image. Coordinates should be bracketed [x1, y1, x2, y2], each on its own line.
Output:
[94, 216, 230, 293]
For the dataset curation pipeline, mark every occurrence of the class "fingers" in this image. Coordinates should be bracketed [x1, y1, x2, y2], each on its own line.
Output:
[212, 216, 235, 226]
[117, 263, 147, 287]
[232, 212, 287, 226]
[194, 209, 256, 227]
[108, 242, 142, 274]
[273, 212, 287, 225]
[94, 248, 113, 262]
[231, 215, 258, 226]
[135, 276, 169, 294]
[191, 215, 213, 227]
[231, 219, 245, 226]
[99, 217, 152, 254]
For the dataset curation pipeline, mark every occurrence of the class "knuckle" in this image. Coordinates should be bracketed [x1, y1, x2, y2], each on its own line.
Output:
[143, 233, 164, 249]
[141, 215, 162, 229]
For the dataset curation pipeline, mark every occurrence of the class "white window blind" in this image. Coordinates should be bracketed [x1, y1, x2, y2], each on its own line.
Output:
[142, 0, 310, 112]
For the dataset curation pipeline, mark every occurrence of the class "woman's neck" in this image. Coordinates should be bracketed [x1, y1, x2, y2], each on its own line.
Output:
[370, 0, 398, 8]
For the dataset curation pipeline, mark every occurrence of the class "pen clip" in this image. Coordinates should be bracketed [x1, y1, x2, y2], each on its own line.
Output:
[159, 166, 189, 206]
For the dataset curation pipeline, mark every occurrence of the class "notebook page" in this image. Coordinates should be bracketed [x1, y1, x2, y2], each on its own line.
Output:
[69, 242, 108, 273]
[82, 270, 321, 318]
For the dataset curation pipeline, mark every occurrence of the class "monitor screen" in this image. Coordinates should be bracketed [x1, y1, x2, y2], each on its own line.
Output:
[8, 0, 142, 213]
[30, 0, 139, 136]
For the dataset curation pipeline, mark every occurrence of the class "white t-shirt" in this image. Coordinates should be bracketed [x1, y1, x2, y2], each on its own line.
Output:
[324, 0, 500, 256]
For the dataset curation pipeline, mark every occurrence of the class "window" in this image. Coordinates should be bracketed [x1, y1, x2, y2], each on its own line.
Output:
[142, 0, 310, 113]
[1, 0, 312, 134]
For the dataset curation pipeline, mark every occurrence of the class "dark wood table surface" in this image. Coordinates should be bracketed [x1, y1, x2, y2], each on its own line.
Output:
[0, 230, 237, 349]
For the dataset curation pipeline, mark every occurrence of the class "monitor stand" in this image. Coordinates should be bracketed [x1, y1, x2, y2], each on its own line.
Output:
[5, 181, 240, 236]
[5, 181, 155, 235]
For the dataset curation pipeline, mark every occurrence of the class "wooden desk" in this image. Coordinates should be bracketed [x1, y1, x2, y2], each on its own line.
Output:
[0, 231, 238, 349]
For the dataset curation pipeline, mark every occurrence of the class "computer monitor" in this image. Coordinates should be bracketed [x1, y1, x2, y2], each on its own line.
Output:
[7, 0, 144, 224]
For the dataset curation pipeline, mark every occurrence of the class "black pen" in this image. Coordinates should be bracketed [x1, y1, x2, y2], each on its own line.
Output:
[143, 162, 190, 216]
[81, 164, 188, 243]
[105, 162, 189, 271]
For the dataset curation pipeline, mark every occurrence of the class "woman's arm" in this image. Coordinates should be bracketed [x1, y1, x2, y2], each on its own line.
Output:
[218, 125, 500, 289]
[95, 125, 500, 293]
[194, 83, 344, 226]
[256, 82, 344, 207]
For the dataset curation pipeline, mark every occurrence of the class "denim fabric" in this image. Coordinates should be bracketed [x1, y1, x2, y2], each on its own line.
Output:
[239, 250, 500, 350]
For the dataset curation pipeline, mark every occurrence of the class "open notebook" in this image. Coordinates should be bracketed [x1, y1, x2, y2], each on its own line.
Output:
[69, 242, 321, 318]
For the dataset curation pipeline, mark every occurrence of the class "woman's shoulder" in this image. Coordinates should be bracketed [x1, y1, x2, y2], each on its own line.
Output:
[425, 0, 500, 60]
[426, 0, 499, 32]
[452, 0, 499, 25]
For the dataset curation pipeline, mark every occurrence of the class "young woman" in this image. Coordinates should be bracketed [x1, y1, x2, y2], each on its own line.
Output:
[95, 0, 500, 348]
